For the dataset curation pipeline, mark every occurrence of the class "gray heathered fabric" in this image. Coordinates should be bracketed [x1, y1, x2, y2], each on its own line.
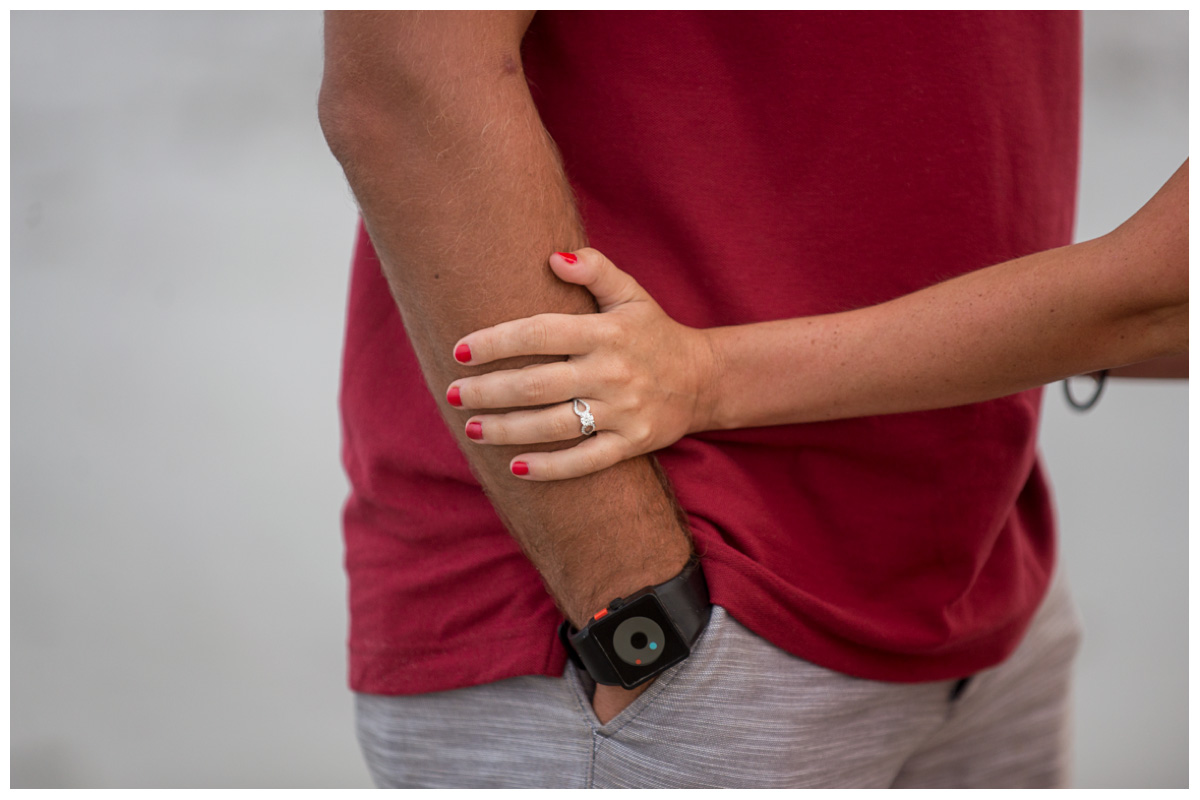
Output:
[356, 574, 1081, 788]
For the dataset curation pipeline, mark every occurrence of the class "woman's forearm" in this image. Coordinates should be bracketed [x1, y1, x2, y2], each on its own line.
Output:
[446, 163, 1185, 479]
[705, 162, 1188, 430]
[1107, 354, 1188, 378]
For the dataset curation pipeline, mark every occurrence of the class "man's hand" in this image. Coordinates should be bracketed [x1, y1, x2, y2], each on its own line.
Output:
[593, 683, 652, 725]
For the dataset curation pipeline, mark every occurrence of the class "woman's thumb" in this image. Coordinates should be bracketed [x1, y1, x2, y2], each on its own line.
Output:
[550, 248, 647, 312]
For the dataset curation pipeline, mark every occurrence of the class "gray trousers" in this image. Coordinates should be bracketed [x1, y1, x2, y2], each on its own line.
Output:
[356, 573, 1081, 788]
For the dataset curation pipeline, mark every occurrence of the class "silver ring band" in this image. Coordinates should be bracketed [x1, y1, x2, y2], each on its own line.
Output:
[572, 398, 596, 436]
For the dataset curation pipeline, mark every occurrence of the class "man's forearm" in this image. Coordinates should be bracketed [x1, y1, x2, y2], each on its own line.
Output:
[320, 12, 690, 627]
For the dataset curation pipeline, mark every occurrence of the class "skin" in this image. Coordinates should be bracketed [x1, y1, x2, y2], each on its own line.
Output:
[319, 10, 689, 722]
[449, 162, 1188, 481]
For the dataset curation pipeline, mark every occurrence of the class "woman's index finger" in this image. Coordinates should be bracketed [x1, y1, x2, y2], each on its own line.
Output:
[455, 312, 599, 365]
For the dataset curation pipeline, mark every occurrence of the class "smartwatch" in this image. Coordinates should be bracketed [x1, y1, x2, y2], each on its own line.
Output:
[558, 556, 711, 689]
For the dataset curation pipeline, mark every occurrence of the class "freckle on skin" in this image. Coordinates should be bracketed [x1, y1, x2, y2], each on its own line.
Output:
[501, 55, 519, 75]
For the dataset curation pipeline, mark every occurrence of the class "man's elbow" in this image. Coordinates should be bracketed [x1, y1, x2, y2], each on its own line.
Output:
[318, 50, 432, 168]
[318, 81, 376, 169]
[317, 51, 422, 168]
[319, 11, 533, 166]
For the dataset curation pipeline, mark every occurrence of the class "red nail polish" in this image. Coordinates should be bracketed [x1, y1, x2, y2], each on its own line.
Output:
[466, 421, 483, 440]
[447, 386, 462, 407]
[511, 461, 529, 476]
[555, 251, 578, 264]
[455, 343, 471, 363]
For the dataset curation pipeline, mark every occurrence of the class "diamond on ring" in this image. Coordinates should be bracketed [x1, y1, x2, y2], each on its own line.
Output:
[572, 398, 596, 436]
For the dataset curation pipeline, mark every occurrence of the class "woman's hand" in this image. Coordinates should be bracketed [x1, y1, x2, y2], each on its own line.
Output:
[446, 248, 720, 480]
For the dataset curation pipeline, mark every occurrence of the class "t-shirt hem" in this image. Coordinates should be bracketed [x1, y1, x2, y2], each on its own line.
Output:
[350, 637, 569, 696]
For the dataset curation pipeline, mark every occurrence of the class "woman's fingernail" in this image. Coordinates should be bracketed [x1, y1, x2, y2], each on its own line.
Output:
[511, 461, 529, 476]
[447, 386, 462, 407]
[454, 343, 472, 363]
[466, 421, 483, 440]
[555, 251, 578, 264]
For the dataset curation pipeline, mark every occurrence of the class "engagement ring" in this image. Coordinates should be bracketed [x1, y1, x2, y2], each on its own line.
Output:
[572, 398, 597, 436]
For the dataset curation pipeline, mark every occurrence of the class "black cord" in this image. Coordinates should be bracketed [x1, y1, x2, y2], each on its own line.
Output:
[1063, 370, 1109, 411]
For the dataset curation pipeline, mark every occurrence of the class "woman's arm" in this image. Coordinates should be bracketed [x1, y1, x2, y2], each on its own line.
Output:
[708, 160, 1187, 428]
[449, 161, 1187, 480]
[1107, 354, 1188, 378]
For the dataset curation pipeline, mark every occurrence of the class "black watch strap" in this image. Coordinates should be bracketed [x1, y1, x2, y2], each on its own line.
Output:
[559, 556, 711, 685]
[655, 556, 710, 643]
[559, 616, 623, 686]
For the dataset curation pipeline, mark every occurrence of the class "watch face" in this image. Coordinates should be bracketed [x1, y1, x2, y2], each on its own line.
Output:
[591, 594, 688, 687]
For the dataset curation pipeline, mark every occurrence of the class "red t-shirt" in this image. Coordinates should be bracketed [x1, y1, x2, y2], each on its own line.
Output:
[340, 11, 1080, 692]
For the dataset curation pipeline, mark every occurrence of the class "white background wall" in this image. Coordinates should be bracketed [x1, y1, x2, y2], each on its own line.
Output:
[10, 11, 1188, 788]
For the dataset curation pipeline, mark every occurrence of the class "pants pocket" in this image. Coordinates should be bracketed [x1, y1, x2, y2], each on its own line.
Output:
[587, 606, 949, 788]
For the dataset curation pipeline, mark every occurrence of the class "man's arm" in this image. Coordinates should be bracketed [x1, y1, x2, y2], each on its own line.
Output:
[318, 11, 691, 715]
